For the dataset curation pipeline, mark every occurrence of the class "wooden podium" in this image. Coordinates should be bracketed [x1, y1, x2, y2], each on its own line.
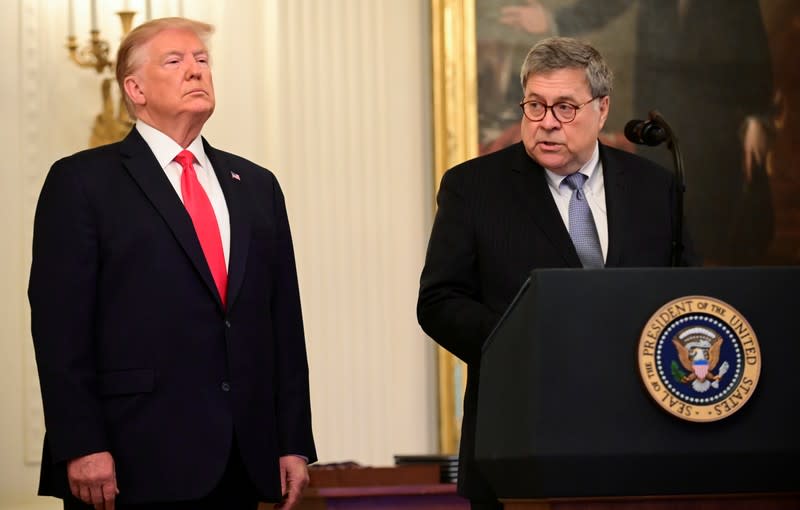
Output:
[475, 268, 800, 508]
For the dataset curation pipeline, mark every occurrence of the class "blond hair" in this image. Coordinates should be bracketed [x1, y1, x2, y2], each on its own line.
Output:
[116, 17, 214, 117]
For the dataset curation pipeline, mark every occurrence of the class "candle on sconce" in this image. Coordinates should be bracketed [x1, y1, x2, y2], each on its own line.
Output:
[90, 0, 98, 31]
[67, 0, 75, 37]
[145, 0, 152, 20]
[178, 0, 184, 17]
[122, 0, 129, 9]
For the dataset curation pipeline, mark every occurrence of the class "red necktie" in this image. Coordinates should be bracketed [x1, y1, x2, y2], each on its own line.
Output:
[175, 150, 227, 306]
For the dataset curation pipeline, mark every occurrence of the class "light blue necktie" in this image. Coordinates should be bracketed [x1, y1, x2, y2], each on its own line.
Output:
[562, 173, 604, 269]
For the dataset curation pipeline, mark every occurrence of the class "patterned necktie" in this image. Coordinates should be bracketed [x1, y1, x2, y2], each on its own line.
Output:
[562, 172, 604, 269]
[175, 149, 228, 306]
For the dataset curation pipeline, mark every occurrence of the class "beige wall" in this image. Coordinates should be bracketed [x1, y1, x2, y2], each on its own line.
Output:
[0, 1, 436, 507]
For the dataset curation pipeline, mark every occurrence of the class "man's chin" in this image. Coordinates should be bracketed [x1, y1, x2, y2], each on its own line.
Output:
[533, 152, 568, 172]
[183, 102, 215, 117]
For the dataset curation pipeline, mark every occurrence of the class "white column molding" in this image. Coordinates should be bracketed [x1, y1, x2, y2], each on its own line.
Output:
[260, 0, 436, 465]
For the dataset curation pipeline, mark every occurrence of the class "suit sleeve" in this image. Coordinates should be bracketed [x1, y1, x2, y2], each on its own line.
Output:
[269, 178, 317, 464]
[28, 159, 108, 464]
[417, 170, 503, 366]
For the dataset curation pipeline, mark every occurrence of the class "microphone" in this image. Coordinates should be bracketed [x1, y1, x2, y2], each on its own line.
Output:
[624, 110, 686, 266]
[624, 119, 668, 146]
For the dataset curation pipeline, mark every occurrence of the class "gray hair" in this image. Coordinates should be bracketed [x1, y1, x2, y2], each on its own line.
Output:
[519, 37, 613, 97]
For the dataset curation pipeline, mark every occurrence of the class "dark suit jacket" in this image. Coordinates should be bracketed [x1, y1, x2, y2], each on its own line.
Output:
[28, 128, 317, 504]
[417, 141, 691, 502]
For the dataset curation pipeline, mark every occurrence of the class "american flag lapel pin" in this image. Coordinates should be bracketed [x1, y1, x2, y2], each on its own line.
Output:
[230, 171, 241, 181]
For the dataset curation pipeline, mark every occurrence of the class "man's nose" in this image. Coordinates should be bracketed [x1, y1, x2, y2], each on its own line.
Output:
[185, 61, 203, 79]
[539, 108, 562, 129]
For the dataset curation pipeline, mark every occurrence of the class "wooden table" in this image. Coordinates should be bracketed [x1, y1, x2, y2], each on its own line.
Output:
[257, 465, 469, 510]
[295, 483, 468, 509]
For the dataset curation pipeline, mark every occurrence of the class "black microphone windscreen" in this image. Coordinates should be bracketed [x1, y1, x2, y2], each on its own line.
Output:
[624, 119, 668, 146]
[641, 123, 668, 146]
[624, 119, 646, 144]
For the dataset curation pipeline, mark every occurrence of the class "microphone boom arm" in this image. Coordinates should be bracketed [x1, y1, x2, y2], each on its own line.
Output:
[648, 110, 685, 267]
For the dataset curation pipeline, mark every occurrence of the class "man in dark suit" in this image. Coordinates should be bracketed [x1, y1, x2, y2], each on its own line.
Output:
[28, 17, 316, 510]
[417, 37, 692, 509]
[499, 0, 775, 264]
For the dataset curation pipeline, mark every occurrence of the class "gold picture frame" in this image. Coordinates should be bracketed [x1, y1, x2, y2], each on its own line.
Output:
[430, 0, 477, 454]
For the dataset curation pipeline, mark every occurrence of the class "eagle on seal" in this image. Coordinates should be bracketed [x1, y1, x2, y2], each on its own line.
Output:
[672, 326, 729, 392]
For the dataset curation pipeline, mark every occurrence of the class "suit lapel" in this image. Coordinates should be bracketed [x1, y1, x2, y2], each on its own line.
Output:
[600, 144, 628, 268]
[120, 129, 223, 309]
[507, 143, 582, 267]
[204, 139, 250, 311]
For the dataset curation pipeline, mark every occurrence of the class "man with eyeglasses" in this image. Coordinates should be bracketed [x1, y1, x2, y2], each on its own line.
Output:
[417, 37, 693, 510]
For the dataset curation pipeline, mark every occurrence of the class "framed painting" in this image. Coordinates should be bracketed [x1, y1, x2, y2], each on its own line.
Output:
[431, 0, 477, 454]
[430, 0, 800, 454]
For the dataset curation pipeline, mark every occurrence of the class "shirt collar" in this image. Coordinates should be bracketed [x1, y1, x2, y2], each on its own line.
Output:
[544, 142, 601, 195]
[135, 119, 208, 170]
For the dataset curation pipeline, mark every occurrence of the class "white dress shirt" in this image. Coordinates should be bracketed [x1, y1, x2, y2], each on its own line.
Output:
[543, 142, 609, 262]
[136, 120, 231, 267]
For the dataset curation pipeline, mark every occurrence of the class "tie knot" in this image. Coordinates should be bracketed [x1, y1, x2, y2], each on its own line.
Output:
[175, 150, 196, 170]
[562, 172, 588, 191]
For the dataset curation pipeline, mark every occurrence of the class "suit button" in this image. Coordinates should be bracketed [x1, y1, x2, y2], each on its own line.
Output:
[221, 382, 231, 392]
[224, 320, 231, 328]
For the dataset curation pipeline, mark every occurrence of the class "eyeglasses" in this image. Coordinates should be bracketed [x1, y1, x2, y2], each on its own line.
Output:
[519, 96, 600, 123]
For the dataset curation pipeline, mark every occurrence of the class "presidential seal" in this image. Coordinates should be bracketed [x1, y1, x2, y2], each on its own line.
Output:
[637, 296, 761, 422]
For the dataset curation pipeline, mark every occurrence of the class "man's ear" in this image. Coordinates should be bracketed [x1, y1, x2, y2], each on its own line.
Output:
[598, 95, 610, 130]
[124, 76, 146, 106]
